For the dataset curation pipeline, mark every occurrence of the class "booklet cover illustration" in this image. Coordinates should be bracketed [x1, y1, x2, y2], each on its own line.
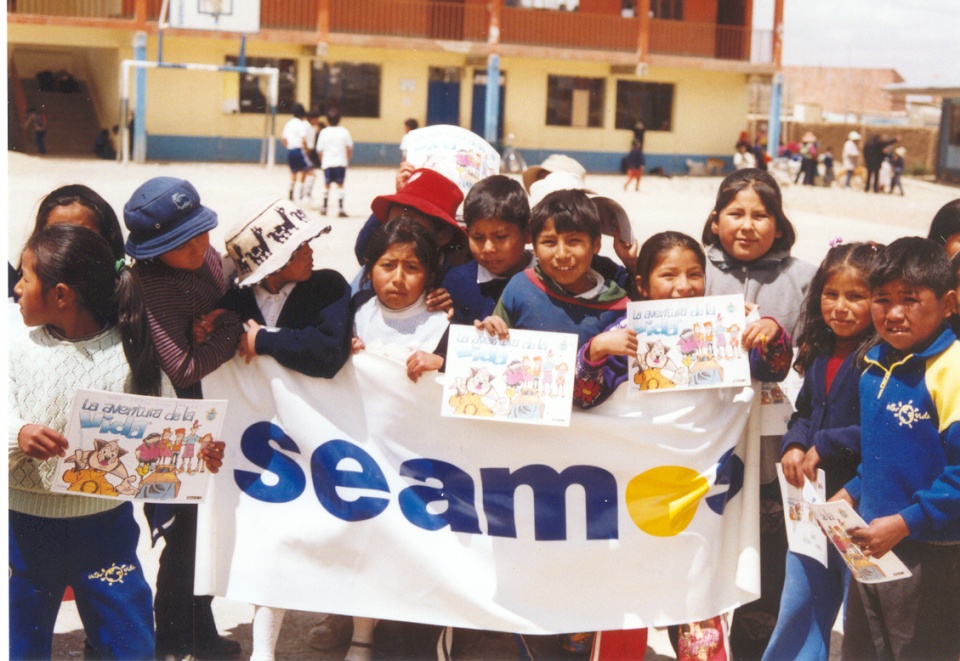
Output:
[442, 325, 578, 426]
[625, 294, 749, 393]
[51, 389, 227, 503]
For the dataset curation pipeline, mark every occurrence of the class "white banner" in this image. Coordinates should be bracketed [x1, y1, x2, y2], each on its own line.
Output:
[197, 352, 761, 633]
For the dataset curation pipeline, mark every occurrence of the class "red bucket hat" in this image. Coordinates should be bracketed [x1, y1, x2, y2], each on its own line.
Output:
[370, 168, 464, 236]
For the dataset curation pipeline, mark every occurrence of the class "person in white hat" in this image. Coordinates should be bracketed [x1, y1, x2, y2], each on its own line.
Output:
[890, 146, 907, 196]
[221, 197, 350, 378]
[220, 198, 352, 661]
[842, 131, 861, 189]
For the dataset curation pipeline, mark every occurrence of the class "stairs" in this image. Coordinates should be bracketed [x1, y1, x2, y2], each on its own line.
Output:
[18, 78, 104, 157]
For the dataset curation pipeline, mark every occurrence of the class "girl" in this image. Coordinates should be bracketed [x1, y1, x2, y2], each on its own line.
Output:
[353, 215, 450, 385]
[700, 168, 816, 657]
[763, 242, 881, 661]
[574, 231, 792, 661]
[10, 184, 125, 300]
[347, 216, 451, 661]
[9, 225, 169, 660]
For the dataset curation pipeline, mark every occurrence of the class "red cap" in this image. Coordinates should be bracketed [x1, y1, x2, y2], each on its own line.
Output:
[370, 168, 464, 237]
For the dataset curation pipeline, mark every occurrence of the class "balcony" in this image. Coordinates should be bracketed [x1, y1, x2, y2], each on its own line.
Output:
[8, 0, 773, 65]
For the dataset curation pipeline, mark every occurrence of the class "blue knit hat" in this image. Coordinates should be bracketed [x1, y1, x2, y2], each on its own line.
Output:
[123, 177, 218, 259]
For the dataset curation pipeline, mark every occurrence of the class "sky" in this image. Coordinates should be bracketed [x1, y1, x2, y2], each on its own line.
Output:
[754, 0, 960, 85]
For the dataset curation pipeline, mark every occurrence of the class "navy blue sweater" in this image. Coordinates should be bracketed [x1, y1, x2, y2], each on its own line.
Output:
[220, 269, 352, 378]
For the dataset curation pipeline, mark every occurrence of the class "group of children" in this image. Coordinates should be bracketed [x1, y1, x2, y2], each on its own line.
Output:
[9, 158, 960, 661]
[280, 104, 354, 216]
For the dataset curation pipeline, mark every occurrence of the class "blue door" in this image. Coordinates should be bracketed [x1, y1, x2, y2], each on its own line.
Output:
[427, 67, 461, 126]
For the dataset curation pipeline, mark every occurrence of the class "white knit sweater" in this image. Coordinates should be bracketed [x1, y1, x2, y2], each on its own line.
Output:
[9, 325, 173, 518]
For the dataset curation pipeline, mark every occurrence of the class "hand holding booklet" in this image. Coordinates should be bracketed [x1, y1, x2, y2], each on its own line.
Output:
[777, 464, 911, 583]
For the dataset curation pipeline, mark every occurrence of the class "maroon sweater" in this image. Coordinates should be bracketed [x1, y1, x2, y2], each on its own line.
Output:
[137, 246, 242, 390]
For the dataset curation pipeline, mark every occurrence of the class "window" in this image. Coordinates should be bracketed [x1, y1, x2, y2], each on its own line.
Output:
[651, 0, 683, 19]
[225, 56, 297, 114]
[310, 62, 381, 118]
[546, 76, 604, 128]
[951, 100, 960, 147]
[615, 80, 674, 132]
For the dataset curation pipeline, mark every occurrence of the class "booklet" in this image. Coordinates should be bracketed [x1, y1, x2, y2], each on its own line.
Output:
[50, 389, 227, 503]
[402, 124, 501, 199]
[625, 294, 750, 393]
[809, 500, 912, 584]
[442, 325, 578, 426]
[776, 464, 829, 566]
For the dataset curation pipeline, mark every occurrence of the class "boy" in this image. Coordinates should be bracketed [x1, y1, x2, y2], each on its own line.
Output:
[316, 108, 353, 217]
[220, 197, 351, 660]
[221, 197, 351, 378]
[442, 175, 533, 324]
[280, 103, 312, 203]
[833, 237, 960, 660]
[478, 188, 628, 347]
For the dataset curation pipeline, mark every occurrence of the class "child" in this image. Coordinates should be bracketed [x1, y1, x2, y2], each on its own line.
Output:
[834, 237, 960, 660]
[624, 139, 645, 191]
[927, 198, 960, 258]
[219, 198, 352, 661]
[353, 167, 468, 291]
[573, 231, 791, 660]
[353, 215, 449, 384]
[316, 108, 353, 217]
[124, 176, 243, 660]
[9, 225, 171, 659]
[821, 145, 835, 187]
[10, 184, 126, 300]
[478, 188, 629, 347]
[441, 174, 533, 324]
[346, 216, 450, 659]
[889, 146, 906, 196]
[763, 242, 882, 661]
[281, 103, 313, 203]
[221, 197, 351, 377]
[700, 167, 816, 658]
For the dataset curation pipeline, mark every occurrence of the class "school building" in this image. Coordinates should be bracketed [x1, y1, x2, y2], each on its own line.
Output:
[7, 0, 783, 173]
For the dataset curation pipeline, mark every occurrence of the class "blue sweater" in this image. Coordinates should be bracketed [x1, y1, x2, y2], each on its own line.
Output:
[443, 258, 526, 325]
[492, 267, 628, 347]
[845, 326, 960, 541]
[780, 352, 861, 497]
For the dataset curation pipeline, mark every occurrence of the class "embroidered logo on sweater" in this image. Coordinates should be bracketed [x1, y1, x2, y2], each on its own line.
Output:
[88, 562, 137, 585]
[886, 400, 931, 428]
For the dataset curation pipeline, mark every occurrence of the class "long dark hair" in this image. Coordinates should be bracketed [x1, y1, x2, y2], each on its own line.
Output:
[26, 225, 161, 396]
[635, 231, 705, 300]
[701, 168, 796, 255]
[363, 215, 441, 287]
[794, 242, 883, 374]
[33, 184, 125, 259]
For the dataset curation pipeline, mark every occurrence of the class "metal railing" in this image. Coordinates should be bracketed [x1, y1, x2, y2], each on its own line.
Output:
[8, 1, 772, 64]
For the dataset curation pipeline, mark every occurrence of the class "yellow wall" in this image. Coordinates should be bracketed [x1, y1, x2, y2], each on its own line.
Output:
[8, 23, 751, 157]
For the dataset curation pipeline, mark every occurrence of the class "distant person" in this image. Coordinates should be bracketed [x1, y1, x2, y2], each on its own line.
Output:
[26, 106, 48, 154]
[733, 142, 756, 170]
[797, 132, 818, 186]
[623, 139, 645, 191]
[754, 133, 769, 171]
[863, 133, 898, 193]
[842, 131, 861, 189]
[316, 108, 354, 218]
[93, 128, 117, 160]
[280, 103, 312, 203]
[399, 118, 419, 162]
[820, 145, 835, 187]
[889, 146, 906, 196]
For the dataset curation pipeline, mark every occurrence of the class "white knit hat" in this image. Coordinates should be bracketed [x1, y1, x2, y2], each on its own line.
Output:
[225, 198, 330, 287]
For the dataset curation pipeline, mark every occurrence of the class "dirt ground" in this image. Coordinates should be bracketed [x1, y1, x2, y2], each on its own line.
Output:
[6, 153, 958, 661]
